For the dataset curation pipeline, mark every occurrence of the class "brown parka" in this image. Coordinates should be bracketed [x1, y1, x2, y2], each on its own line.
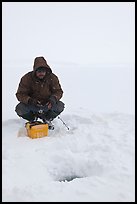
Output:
[16, 57, 63, 105]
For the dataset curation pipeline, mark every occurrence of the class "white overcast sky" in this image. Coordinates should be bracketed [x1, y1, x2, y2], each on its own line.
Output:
[2, 2, 135, 66]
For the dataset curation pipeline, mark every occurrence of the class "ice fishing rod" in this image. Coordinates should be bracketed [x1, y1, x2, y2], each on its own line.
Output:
[36, 105, 70, 130]
[48, 108, 70, 130]
[57, 116, 70, 131]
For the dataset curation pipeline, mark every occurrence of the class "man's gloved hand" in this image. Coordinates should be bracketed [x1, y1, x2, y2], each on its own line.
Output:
[46, 96, 57, 109]
[28, 98, 41, 106]
[49, 96, 57, 105]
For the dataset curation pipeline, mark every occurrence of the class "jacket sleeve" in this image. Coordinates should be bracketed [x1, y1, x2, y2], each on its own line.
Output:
[50, 74, 63, 100]
[15, 74, 31, 104]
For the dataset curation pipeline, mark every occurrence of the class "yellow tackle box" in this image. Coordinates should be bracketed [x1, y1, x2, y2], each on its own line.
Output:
[25, 121, 48, 139]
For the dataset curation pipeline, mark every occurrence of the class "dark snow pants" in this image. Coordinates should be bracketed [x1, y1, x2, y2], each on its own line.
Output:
[15, 101, 65, 122]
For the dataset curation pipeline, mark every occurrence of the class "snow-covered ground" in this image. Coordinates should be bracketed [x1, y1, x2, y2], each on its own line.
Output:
[2, 109, 135, 202]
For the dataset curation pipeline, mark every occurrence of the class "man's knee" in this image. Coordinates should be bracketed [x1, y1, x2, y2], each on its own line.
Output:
[15, 102, 30, 116]
[56, 101, 65, 113]
[44, 101, 65, 120]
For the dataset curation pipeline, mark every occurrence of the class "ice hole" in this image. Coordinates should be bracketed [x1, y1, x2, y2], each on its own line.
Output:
[58, 175, 83, 182]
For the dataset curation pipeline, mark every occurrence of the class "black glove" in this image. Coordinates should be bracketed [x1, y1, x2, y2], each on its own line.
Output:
[28, 98, 40, 106]
[49, 96, 57, 105]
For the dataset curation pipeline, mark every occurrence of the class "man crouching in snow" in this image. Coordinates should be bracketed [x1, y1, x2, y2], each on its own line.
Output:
[15, 56, 64, 129]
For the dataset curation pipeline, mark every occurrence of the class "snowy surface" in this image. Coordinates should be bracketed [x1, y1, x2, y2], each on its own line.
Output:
[2, 111, 135, 202]
[2, 2, 135, 202]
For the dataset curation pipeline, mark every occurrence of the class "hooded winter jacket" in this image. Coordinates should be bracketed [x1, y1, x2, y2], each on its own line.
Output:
[16, 57, 63, 105]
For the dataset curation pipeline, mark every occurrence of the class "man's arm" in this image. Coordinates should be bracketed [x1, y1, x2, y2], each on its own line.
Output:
[50, 74, 63, 101]
[16, 74, 31, 104]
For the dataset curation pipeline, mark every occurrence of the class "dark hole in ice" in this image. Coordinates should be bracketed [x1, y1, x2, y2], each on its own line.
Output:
[58, 175, 83, 182]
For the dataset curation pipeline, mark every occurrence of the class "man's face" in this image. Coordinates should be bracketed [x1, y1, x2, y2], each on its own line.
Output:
[35, 67, 46, 79]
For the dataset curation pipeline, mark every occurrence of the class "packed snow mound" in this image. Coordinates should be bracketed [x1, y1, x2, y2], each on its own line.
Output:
[2, 110, 135, 202]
